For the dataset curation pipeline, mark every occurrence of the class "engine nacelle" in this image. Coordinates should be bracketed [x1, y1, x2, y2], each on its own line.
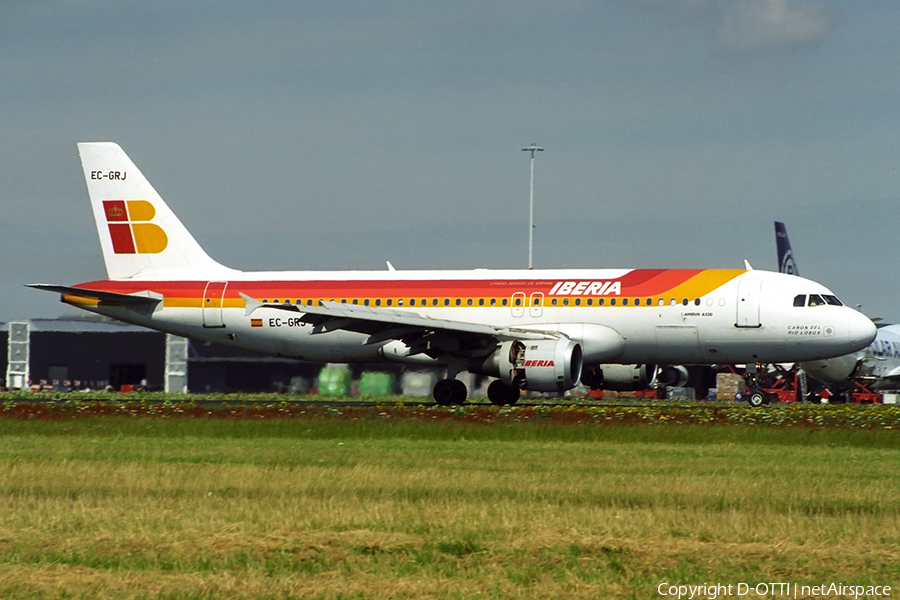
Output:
[657, 365, 690, 387]
[585, 364, 657, 391]
[495, 338, 583, 392]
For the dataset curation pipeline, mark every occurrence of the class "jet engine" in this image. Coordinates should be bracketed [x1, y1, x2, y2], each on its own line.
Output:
[656, 365, 690, 388]
[583, 364, 657, 391]
[476, 338, 583, 392]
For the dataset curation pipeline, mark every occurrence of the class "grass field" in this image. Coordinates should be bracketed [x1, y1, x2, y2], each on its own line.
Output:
[0, 407, 898, 599]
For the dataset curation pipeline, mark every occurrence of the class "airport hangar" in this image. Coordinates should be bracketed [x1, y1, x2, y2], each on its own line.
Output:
[1, 318, 374, 394]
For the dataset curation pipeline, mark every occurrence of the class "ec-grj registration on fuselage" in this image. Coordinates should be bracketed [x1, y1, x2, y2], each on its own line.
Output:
[29, 143, 876, 405]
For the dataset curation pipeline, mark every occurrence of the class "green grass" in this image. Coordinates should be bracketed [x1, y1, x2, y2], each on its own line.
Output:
[0, 415, 898, 598]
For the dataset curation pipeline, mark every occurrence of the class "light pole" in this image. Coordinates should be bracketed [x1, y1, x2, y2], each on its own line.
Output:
[522, 143, 543, 269]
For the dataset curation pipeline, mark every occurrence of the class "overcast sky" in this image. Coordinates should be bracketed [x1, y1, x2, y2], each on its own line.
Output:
[1, 0, 899, 323]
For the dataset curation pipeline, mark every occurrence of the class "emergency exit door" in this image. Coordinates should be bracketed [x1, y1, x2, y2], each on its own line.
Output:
[202, 281, 228, 328]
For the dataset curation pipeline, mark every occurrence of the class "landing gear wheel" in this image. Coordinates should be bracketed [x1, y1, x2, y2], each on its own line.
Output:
[433, 380, 455, 406]
[451, 379, 468, 405]
[747, 390, 766, 408]
[506, 385, 520, 406]
[488, 381, 507, 405]
[487, 381, 520, 406]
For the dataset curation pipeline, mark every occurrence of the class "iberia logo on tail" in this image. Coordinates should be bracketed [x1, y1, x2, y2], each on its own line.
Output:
[103, 200, 168, 254]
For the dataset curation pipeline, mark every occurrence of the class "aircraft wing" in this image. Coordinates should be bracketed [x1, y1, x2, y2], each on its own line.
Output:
[27, 284, 163, 308]
[240, 293, 555, 358]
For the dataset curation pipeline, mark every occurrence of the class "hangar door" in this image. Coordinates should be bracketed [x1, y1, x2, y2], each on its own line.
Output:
[735, 279, 761, 328]
[202, 281, 228, 328]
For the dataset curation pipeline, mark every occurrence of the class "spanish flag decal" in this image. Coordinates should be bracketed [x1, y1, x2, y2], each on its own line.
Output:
[250, 318, 263, 328]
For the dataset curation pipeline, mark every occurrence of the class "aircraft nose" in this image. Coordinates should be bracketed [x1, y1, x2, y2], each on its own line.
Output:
[845, 310, 876, 351]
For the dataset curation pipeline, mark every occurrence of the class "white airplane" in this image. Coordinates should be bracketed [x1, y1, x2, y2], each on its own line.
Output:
[775, 221, 900, 396]
[29, 143, 876, 406]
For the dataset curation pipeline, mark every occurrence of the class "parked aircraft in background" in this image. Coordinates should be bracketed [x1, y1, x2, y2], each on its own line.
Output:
[775, 221, 900, 398]
[29, 143, 876, 405]
[775, 221, 799, 276]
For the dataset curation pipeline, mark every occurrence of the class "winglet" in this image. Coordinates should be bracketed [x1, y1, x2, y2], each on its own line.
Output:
[386, 261, 396, 271]
[744, 260, 753, 270]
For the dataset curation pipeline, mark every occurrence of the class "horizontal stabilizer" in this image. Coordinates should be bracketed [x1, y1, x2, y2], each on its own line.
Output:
[27, 284, 163, 307]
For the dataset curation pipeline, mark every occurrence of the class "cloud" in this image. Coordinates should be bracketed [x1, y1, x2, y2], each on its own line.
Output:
[718, 0, 834, 52]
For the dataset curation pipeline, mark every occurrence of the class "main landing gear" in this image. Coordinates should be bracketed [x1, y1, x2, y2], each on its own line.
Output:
[432, 378, 468, 406]
[487, 380, 520, 406]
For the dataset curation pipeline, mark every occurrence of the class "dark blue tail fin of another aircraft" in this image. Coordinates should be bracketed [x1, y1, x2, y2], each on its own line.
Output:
[775, 221, 799, 276]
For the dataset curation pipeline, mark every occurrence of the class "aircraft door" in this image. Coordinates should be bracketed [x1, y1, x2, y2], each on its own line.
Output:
[529, 292, 543, 318]
[736, 279, 761, 328]
[511, 292, 525, 318]
[202, 281, 228, 328]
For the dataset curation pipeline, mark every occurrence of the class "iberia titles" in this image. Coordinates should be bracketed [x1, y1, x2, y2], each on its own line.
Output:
[548, 281, 621, 296]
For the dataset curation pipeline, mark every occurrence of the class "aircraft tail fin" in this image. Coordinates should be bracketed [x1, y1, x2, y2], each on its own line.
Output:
[774, 221, 799, 276]
[77, 142, 237, 280]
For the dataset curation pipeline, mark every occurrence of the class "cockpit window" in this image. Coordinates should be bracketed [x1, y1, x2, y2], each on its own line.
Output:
[808, 294, 825, 307]
[823, 295, 843, 306]
[793, 295, 805, 307]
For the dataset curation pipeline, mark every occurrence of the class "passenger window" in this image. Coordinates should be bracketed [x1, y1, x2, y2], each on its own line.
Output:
[490, 298, 496, 306]
[575, 298, 581, 306]
[397, 299, 403, 306]
[444, 299, 450, 306]
[502, 299, 508, 306]
[307, 299, 313, 306]
[456, 299, 462, 306]
[552, 299, 557, 306]
[409, 299, 415, 306]
[658, 298, 664, 306]
[364, 299, 369, 306]
[670, 299, 676, 306]
[808, 294, 825, 307]
[386, 299, 392, 306]
[623, 299, 628, 306]
[467, 299, 473, 306]
[610, 299, 616, 306]
[563, 298, 569, 306]
[793, 295, 806, 307]
[514, 298, 521, 306]
[694, 298, 700, 306]
[479, 298, 485, 306]
[682, 298, 688, 306]
[598, 299, 604, 306]
[432, 299, 438, 306]
[587, 298, 593, 306]
[375, 299, 381, 307]
[352, 299, 358, 305]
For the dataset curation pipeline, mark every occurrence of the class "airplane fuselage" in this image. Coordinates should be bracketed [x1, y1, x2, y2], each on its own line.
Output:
[801, 324, 900, 390]
[66, 267, 875, 368]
